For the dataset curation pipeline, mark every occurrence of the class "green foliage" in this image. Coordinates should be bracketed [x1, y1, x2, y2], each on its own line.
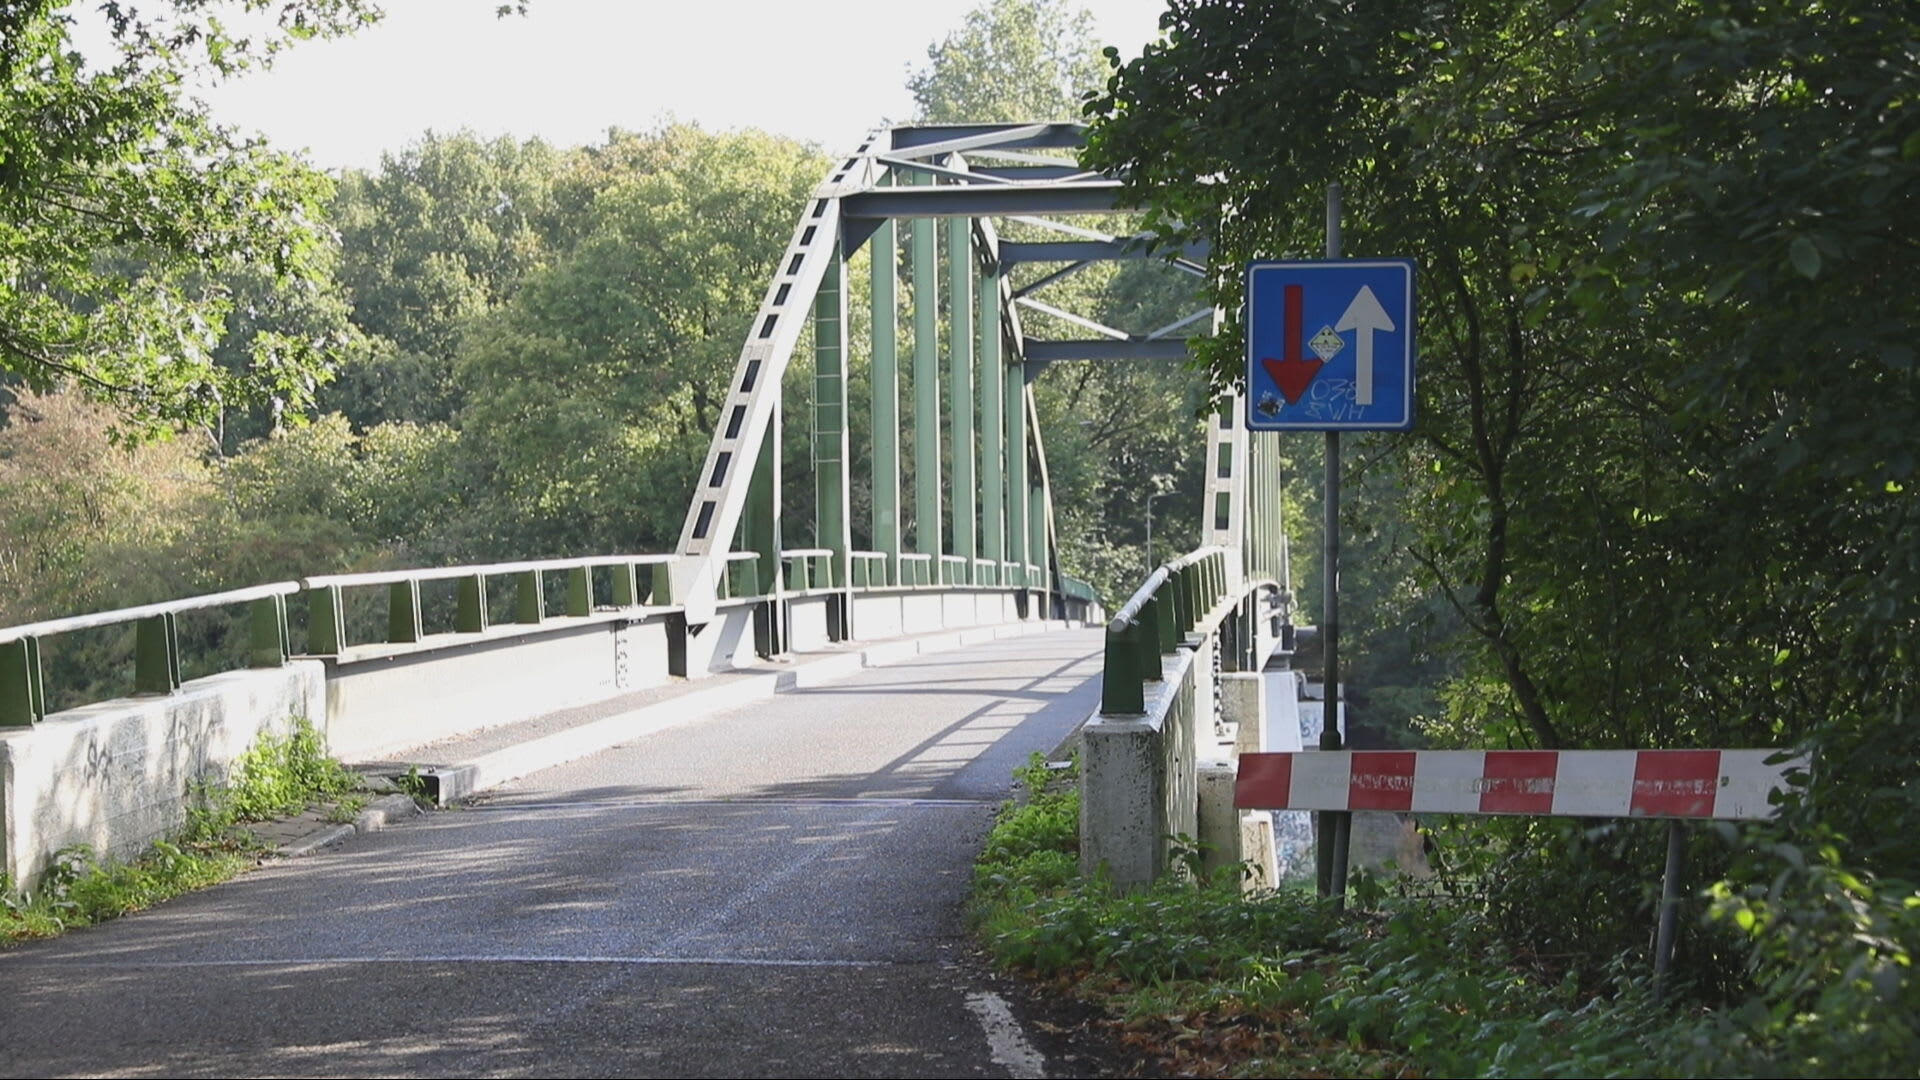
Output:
[324, 132, 569, 429]
[452, 125, 829, 558]
[975, 754, 1081, 894]
[907, 0, 1105, 125]
[2, 717, 359, 943]
[393, 765, 434, 807]
[973, 755, 1920, 1077]
[0, 841, 253, 942]
[1085, 0, 1919, 755]
[0, 0, 376, 437]
[217, 718, 359, 824]
[1084, 10, 1920, 1068]
[1701, 825, 1920, 1074]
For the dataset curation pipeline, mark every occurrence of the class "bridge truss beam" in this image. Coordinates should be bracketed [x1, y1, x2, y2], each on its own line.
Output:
[669, 123, 1291, 642]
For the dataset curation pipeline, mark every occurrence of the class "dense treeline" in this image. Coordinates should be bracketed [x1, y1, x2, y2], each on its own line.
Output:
[1087, 0, 1918, 1072]
[1, 0, 1212, 708]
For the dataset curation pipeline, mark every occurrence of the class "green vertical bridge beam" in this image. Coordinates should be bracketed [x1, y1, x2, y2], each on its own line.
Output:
[948, 216, 975, 583]
[870, 183, 901, 586]
[1006, 359, 1030, 586]
[978, 266, 1004, 581]
[912, 174, 942, 566]
[814, 243, 851, 599]
[307, 585, 345, 654]
[747, 402, 782, 605]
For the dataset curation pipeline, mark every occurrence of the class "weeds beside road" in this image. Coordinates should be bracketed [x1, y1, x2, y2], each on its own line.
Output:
[972, 755, 1916, 1078]
[2, 719, 366, 943]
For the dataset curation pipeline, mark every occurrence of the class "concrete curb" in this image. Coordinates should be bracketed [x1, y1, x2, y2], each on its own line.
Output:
[424, 618, 1088, 804]
[276, 793, 422, 858]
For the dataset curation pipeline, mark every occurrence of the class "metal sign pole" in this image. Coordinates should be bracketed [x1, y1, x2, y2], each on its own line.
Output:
[1317, 184, 1352, 908]
[1652, 818, 1687, 1000]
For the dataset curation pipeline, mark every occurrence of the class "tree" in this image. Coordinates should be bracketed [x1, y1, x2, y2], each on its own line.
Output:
[0, 1, 386, 437]
[907, 0, 1106, 125]
[1086, 0, 1919, 758]
[452, 126, 828, 558]
[323, 132, 569, 429]
[1085, 2, 1920, 1053]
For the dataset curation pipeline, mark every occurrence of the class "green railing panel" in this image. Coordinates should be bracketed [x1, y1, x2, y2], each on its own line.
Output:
[610, 564, 639, 608]
[1157, 582, 1180, 652]
[1101, 619, 1147, 714]
[1145, 595, 1167, 673]
[728, 559, 759, 599]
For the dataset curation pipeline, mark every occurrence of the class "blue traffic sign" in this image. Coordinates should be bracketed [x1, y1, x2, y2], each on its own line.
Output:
[1245, 259, 1416, 431]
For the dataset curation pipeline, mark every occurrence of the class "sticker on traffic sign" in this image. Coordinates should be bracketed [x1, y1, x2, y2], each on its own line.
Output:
[1245, 259, 1416, 430]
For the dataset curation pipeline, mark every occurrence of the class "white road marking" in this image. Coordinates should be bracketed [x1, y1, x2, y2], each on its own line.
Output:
[24, 955, 885, 969]
[965, 990, 1046, 1079]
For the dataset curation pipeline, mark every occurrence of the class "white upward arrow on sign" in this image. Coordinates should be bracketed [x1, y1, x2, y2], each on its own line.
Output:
[1335, 285, 1395, 406]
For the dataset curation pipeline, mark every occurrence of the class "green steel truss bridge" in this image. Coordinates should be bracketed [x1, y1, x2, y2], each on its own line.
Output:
[668, 121, 1289, 637]
[0, 123, 1298, 892]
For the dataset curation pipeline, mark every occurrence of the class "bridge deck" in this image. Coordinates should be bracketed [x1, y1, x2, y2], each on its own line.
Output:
[0, 631, 1106, 1078]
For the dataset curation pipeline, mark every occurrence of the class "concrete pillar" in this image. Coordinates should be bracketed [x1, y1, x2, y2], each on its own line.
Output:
[1080, 650, 1198, 889]
[1197, 762, 1278, 891]
[1222, 670, 1266, 755]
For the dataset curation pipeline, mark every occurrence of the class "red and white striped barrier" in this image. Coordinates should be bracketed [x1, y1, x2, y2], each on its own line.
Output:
[1234, 749, 1803, 820]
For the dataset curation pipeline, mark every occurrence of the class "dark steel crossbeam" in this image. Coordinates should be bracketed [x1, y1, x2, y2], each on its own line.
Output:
[887, 123, 1087, 152]
[1022, 338, 1192, 367]
[972, 164, 1091, 181]
[999, 238, 1208, 264]
[841, 181, 1127, 220]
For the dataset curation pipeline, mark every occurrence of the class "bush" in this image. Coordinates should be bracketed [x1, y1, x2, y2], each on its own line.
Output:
[219, 718, 359, 825]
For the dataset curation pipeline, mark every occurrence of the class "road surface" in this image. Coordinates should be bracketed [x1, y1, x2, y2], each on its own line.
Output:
[0, 631, 1109, 1079]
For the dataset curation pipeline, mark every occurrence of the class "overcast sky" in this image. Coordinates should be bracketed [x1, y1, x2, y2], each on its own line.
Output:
[152, 0, 1169, 170]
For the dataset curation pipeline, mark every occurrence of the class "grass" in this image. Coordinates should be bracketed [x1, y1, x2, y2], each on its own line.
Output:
[1, 717, 365, 944]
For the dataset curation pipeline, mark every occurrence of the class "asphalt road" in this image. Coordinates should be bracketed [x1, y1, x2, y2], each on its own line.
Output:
[0, 630, 1108, 1079]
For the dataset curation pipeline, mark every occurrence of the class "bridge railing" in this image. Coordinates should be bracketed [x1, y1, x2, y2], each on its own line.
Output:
[0, 581, 303, 726]
[1099, 547, 1230, 714]
[1080, 543, 1283, 889]
[302, 554, 679, 654]
[2, 544, 1100, 728]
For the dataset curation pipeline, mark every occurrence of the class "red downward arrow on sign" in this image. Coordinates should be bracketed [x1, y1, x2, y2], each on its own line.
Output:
[1262, 283, 1323, 404]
